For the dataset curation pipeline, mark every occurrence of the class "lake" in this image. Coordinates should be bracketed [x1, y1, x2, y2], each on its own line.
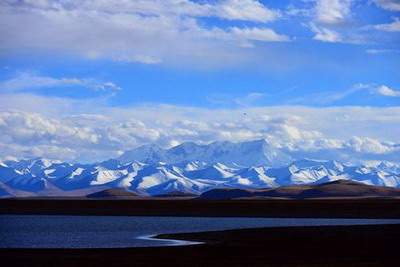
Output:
[1, 215, 399, 248]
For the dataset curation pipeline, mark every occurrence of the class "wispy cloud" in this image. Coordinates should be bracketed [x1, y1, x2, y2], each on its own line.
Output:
[366, 48, 400, 54]
[373, 18, 400, 32]
[288, 83, 400, 105]
[207, 92, 267, 107]
[0, 72, 121, 93]
[373, 0, 400, 11]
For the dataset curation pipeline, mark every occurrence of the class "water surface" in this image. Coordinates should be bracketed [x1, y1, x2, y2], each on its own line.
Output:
[1, 215, 399, 248]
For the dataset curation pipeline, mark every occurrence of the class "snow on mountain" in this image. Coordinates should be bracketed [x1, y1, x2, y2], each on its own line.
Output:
[176, 161, 209, 172]
[2, 157, 399, 197]
[118, 144, 166, 164]
[4, 158, 60, 176]
[126, 162, 211, 195]
[228, 166, 278, 188]
[344, 165, 400, 187]
[376, 161, 400, 174]
[185, 163, 237, 181]
[90, 168, 128, 186]
[0, 159, 54, 192]
[1, 140, 400, 197]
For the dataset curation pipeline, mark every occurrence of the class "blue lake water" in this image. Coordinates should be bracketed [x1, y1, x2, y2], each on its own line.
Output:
[1, 215, 399, 248]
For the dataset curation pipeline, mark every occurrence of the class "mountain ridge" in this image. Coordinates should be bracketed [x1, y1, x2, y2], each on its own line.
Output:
[1, 140, 400, 197]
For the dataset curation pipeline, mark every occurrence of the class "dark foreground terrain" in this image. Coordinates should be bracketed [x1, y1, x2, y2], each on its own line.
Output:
[2, 198, 400, 218]
[1, 224, 399, 267]
[1, 198, 400, 266]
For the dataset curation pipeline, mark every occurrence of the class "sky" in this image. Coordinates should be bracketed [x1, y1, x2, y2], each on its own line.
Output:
[0, 0, 399, 163]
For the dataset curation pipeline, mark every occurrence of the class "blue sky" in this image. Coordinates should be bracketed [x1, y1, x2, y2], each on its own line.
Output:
[1, 0, 399, 107]
[0, 0, 399, 162]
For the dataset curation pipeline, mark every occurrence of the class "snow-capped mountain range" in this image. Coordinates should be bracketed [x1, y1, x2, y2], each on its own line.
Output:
[1, 140, 400, 197]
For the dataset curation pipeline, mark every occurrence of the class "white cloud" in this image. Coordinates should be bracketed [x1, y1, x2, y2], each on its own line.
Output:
[346, 136, 395, 154]
[207, 92, 266, 107]
[0, 94, 399, 163]
[376, 85, 400, 97]
[0, 72, 121, 93]
[230, 27, 290, 43]
[286, 4, 312, 17]
[309, 23, 342, 42]
[355, 83, 400, 97]
[215, 0, 280, 22]
[306, 1, 369, 44]
[0, 0, 286, 67]
[374, 17, 400, 32]
[314, 0, 353, 25]
[234, 92, 266, 107]
[0, 142, 78, 162]
[373, 0, 400, 11]
[290, 83, 400, 104]
[37, 0, 279, 23]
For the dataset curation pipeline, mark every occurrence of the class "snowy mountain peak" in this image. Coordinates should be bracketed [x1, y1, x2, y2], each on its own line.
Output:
[118, 139, 292, 167]
[118, 144, 165, 164]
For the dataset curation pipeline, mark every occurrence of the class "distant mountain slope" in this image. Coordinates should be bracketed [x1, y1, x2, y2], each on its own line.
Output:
[199, 180, 400, 200]
[0, 184, 12, 198]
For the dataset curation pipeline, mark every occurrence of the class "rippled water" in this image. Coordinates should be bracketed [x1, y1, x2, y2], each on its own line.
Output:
[1, 215, 399, 248]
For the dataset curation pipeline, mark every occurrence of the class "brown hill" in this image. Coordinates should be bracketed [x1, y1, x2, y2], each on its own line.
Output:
[199, 180, 400, 200]
[86, 188, 140, 199]
[153, 191, 198, 198]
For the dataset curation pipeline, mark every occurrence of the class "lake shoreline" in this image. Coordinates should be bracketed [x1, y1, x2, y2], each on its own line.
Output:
[2, 198, 400, 266]
[137, 234, 204, 246]
[3, 215, 398, 249]
[1, 224, 399, 266]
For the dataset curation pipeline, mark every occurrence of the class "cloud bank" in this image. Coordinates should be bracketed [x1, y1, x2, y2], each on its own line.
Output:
[0, 0, 288, 67]
[0, 95, 398, 163]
